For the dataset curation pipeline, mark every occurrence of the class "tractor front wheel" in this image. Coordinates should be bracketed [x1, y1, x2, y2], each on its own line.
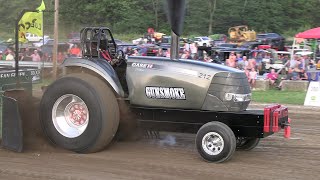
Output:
[196, 122, 236, 163]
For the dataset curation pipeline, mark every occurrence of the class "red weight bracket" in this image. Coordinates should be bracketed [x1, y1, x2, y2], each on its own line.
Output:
[264, 104, 280, 133]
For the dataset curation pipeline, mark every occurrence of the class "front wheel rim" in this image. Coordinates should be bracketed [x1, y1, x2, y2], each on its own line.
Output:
[202, 132, 224, 155]
[52, 94, 89, 138]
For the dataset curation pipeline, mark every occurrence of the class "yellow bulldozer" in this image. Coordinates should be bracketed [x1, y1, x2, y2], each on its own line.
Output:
[228, 25, 256, 45]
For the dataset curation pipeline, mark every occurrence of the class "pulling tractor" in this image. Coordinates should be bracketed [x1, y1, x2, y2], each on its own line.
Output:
[37, 25, 290, 162]
[1, 0, 290, 163]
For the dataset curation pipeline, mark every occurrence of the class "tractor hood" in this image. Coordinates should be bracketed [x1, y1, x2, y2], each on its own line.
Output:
[127, 56, 251, 112]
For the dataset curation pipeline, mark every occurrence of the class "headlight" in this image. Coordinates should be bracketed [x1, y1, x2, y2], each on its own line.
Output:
[225, 93, 234, 101]
[224, 93, 251, 102]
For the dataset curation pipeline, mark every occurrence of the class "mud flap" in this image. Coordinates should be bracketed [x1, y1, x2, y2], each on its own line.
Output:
[1, 95, 23, 152]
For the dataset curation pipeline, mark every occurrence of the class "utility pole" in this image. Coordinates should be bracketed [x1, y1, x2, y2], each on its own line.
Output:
[52, 0, 59, 79]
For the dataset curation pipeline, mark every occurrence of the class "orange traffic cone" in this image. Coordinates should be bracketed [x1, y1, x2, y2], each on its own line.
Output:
[284, 118, 291, 139]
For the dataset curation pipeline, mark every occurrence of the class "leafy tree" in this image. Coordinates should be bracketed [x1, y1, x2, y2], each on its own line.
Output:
[1, 0, 320, 38]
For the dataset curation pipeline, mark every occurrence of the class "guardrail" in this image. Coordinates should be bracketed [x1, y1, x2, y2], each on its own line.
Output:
[0, 61, 53, 68]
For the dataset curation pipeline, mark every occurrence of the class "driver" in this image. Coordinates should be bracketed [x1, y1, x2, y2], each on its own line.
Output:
[93, 31, 112, 62]
[92, 29, 125, 66]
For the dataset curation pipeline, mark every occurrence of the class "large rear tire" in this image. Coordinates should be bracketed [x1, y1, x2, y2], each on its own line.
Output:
[196, 122, 236, 163]
[40, 73, 119, 153]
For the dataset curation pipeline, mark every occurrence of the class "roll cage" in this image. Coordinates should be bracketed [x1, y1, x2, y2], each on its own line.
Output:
[80, 27, 117, 59]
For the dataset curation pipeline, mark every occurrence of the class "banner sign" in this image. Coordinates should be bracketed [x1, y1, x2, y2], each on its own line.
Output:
[18, 0, 46, 42]
[18, 12, 43, 42]
[304, 81, 320, 107]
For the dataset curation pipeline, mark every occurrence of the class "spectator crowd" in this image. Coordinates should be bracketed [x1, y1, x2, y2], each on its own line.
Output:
[0, 43, 82, 64]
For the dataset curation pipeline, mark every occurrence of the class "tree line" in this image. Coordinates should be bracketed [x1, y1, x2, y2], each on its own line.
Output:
[1, 0, 320, 38]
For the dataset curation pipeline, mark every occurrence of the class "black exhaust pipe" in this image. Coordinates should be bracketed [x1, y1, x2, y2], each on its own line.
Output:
[166, 0, 186, 60]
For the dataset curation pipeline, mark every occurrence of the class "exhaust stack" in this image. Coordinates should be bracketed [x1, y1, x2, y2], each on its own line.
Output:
[166, 0, 186, 60]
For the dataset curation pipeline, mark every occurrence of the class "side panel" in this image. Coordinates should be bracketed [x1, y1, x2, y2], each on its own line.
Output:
[133, 107, 265, 138]
[126, 56, 237, 109]
[61, 58, 124, 97]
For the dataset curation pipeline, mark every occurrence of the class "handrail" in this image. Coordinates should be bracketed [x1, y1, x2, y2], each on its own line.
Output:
[0, 61, 53, 68]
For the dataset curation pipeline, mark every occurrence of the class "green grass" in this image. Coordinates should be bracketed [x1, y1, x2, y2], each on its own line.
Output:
[252, 90, 307, 105]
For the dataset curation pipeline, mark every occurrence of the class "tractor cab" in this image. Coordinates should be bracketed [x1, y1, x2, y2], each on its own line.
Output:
[80, 27, 124, 65]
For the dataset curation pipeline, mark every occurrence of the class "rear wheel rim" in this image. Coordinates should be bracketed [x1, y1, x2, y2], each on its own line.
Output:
[202, 132, 224, 155]
[52, 94, 89, 138]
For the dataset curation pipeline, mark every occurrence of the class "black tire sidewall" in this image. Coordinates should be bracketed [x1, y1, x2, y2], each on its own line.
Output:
[237, 138, 260, 151]
[40, 77, 105, 152]
[196, 122, 236, 162]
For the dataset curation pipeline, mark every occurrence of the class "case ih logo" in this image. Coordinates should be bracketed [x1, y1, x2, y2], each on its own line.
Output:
[145, 87, 186, 100]
[0, 72, 26, 79]
[132, 63, 153, 69]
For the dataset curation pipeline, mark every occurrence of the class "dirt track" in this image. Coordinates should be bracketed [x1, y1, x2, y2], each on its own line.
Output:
[0, 98, 319, 180]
